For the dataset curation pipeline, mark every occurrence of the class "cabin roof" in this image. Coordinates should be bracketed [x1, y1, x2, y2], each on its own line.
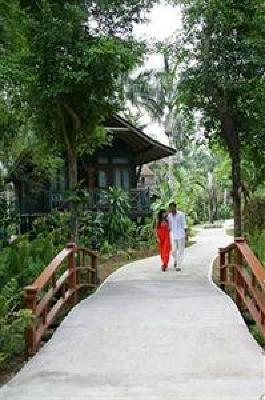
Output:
[7, 116, 175, 183]
[140, 164, 154, 177]
[105, 115, 175, 165]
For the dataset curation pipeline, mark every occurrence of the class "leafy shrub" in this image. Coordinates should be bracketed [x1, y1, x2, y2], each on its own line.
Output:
[250, 324, 265, 349]
[78, 210, 105, 249]
[0, 195, 18, 248]
[0, 279, 32, 365]
[244, 193, 265, 265]
[100, 240, 116, 256]
[246, 229, 265, 265]
[103, 187, 133, 245]
[244, 194, 265, 233]
[32, 210, 69, 245]
[218, 204, 233, 220]
[136, 217, 156, 247]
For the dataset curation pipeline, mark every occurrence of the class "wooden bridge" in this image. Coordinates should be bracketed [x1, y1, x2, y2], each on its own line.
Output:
[0, 228, 264, 399]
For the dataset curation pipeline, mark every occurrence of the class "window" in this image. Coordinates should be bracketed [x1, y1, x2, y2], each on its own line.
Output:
[98, 170, 108, 188]
[114, 168, 130, 190]
[123, 169, 129, 190]
[112, 157, 129, 165]
[114, 169, 122, 187]
[98, 156, 108, 164]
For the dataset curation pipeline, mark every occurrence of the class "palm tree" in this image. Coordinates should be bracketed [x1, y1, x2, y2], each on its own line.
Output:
[126, 44, 190, 186]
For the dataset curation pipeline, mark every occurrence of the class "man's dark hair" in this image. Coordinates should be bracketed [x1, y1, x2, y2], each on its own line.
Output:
[169, 202, 176, 208]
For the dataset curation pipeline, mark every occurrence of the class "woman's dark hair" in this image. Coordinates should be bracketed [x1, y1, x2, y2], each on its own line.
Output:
[157, 209, 166, 226]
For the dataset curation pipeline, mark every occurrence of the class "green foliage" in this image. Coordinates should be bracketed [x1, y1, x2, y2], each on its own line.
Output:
[152, 143, 233, 224]
[1, 0, 154, 239]
[177, 0, 265, 164]
[0, 211, 69, 365]
[136, 217, 156, 247]
[0, 195, 17, 246]
[244, 194, 265, 234]
[244, 191, 265, 264]
[247, 230, 265, 266]
[0, 279, 32, 364]
[0, 235, 56, 290]
[218, 204, 232, 220]
[0, 0, 157, 366]
[127, 43, 191, 150]
[78, 210, 105, 248]
[172, 0, 265, 235]
[250, 324, 265, 349]
[25, 2, 141, 151]
[103, 187, 133, 245]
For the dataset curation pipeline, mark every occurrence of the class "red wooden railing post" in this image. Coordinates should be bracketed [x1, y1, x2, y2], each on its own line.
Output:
[219, 248, 226, 291]
[234, 237, 244, 309]
[24, 286, 38, 357]
[67, 243, 77, 306]
[218, 238, 265, 338]
[23, 244, 98, 356]
[92, 254, 98, 285]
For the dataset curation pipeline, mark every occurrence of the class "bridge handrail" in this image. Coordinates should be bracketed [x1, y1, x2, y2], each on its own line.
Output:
[25, 246, 74, 292]
[218, 237, 265, 337]
[24, 243, 98, 356]
[235, 239, 265, 288]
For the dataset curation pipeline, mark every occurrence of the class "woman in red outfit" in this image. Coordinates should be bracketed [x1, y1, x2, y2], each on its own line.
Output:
[155, 209, 171, 271]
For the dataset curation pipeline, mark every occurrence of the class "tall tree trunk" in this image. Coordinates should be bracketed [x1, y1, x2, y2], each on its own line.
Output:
[208, 199, 214, 224]
[66, 146, 78, 241]
[58, 104, 79, 241]
[208, 171, 214, 223]
[231, 148, 242, 237]
[218, 101, 242, 237]
[224, 189, 227, 206]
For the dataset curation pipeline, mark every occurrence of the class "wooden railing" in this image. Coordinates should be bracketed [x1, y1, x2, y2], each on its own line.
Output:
[24, 243, 98, 356]
[49, 188, 151, 213]
[219, 237, 265, 336]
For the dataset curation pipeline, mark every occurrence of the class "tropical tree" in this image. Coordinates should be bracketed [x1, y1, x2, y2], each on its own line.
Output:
[127, 42, 195, 185]
[128, 44, 194, 147]
[1, 0, 156, 238]
[153, 142, 233, 224]
[174, 0, 265, 236]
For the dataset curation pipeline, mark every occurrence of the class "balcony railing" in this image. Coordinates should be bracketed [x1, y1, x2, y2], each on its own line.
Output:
[49, 188, 151, 215]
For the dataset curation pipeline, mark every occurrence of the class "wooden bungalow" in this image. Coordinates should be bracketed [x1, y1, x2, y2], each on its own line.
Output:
[10, 115, 175, 223]
[137, 164, 156, 194]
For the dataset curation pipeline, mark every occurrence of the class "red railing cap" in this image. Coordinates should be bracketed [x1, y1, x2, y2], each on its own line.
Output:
[77, 246, 98, 257]
[24, 286, 38, 293]
[234, 237, 246, 243]
[66, 242, 77, 250]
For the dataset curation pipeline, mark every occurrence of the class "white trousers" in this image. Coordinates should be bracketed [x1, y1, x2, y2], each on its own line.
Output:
[172, 238, 185, 267]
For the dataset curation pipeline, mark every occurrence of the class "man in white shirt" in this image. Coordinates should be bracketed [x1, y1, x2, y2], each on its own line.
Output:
[167, 202, 188, 271]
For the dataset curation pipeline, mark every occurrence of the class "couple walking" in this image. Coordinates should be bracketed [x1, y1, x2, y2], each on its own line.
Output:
[156, 202, 188, 272]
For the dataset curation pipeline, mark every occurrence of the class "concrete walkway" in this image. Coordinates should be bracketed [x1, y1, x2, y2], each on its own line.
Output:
[0, 228, 264, 400]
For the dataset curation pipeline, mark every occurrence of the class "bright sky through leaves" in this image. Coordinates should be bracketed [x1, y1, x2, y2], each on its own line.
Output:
[133, 2, 182, 143]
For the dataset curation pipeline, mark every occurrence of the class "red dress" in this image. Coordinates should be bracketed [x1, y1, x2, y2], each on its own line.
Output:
[156, 221, 171, 267]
